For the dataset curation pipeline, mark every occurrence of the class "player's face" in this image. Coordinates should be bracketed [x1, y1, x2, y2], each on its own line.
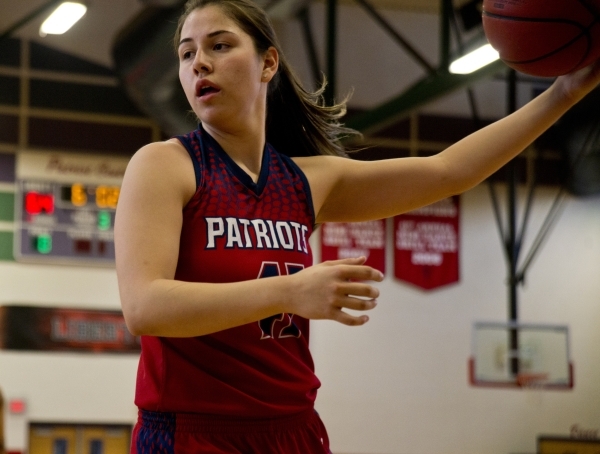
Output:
[177, 6, 273, 132]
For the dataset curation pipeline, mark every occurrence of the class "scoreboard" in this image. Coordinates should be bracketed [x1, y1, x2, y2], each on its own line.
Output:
[15, 150, 130, 266]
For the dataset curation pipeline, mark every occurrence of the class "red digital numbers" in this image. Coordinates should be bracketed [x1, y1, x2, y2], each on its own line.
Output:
[25, 192, 55, 215]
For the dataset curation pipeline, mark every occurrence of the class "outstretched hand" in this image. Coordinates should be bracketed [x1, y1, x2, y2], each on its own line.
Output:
[554, 58, 600, 104]
[286, 257, 384, 326]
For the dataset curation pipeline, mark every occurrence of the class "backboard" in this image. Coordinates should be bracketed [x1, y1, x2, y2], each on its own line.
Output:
[469, 322, 573, 389]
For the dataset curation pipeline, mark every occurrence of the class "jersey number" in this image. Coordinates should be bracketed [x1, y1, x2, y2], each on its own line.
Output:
[257, 262, 303, 340]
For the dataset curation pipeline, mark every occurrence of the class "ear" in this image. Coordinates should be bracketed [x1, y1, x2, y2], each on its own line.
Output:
[261, 46, 279, 82]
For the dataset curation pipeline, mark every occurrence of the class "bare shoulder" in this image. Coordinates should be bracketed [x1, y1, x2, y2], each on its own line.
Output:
[123, 139, 196, 205]
[115, 139, 196, 277]
[127, 139, 192, 177]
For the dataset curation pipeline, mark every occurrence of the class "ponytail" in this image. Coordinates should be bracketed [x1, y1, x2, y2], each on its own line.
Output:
[266, 57, 359, 157]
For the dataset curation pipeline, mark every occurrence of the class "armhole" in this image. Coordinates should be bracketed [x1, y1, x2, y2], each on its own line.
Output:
[174, 135, 202, 189]
[282, 154, 316, 227]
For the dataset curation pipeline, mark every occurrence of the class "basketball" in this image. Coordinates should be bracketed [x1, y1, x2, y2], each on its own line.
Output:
[482, 0, 600, 77]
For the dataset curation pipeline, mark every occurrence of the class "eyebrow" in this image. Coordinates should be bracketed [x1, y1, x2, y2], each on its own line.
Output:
[178, 30, 235, 47]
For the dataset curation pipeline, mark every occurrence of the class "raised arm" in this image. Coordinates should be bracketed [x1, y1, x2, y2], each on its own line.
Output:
[299, 61, 600, 223]
[115, 141, 383, 337]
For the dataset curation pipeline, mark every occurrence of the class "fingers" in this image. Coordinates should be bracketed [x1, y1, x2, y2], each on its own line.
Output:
[334, 311, 370, 326]
[338, 281, 380, 299]
[331, 295, 378, 326]
[323, 256, 368, 266]
[322, 261, 383, 283]
[338, 295, 378, 311]
[322, 256, 384, 281]
[328, 258, 382, 326]
[295, 256, 384, 326]
[339, 265, 384, 283]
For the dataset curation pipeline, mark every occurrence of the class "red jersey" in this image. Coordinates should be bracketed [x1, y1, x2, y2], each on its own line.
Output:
[134, 126, 320, 417]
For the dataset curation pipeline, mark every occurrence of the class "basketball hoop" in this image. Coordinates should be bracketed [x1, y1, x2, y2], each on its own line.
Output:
[470, 322, 573, 390]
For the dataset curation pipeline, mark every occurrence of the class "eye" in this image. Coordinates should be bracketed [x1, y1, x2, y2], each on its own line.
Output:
[181, 50, 194, 60]
[213, 43, 230, 51]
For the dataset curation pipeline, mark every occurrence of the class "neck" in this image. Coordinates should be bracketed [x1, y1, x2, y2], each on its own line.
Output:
[203, 114, 266, 183]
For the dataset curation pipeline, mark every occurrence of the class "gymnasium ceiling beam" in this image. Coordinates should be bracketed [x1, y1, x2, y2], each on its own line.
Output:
[353, 0, 437, 75]
[112, 0, 509, 138]
[346, 58, 506, 135]
[345, 0, 507, 136]
[0, 0, 63, 43]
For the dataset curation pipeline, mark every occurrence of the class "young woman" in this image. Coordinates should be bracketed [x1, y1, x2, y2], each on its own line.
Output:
[114, 0, 600, 452]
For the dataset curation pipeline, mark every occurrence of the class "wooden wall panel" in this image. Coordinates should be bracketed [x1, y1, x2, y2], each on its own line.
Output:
[28, 118, 152, 155]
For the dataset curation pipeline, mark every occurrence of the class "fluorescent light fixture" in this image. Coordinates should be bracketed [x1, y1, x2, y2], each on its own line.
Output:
[40, 2, 87, 36]
[449, 44, 500, 74]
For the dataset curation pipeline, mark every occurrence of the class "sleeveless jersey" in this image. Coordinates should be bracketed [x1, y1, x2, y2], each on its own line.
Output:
[134, 126, 320, 417]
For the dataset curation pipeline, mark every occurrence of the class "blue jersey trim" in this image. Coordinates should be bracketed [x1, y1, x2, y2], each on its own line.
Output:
[280, 152, 316, 228]
[201, 126, 270, 196]
[136, 410, 175, 454]
[174, 131, 203, 189]
[175, 125, 315, 226]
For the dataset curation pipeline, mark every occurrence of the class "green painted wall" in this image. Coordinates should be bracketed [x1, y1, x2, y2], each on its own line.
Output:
[0, 192, 15, 221]
[0, 231, 14, 261]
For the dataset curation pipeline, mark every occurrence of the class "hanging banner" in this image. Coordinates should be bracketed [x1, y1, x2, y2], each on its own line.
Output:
[0, 305, 140, 353]
[394, 196, 460, 290]
[321, 220, 386, 273]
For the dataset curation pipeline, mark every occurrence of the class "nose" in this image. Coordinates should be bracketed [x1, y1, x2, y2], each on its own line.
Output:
[192, 51, 212, 75]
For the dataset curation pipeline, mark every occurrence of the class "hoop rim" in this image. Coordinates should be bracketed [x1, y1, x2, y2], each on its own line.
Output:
[516, 372, 550, 388]
[468, 358, 575, 390]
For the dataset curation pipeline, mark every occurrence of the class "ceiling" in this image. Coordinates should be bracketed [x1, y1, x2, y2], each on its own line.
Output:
[1, 0, 145, 67]
[0, 0, 460, 69]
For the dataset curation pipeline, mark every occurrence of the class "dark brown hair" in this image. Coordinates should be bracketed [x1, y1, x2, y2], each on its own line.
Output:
[174, 0, 359, 157]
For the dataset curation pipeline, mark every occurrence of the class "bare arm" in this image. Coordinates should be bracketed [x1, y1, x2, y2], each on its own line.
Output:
[115, 141, 383, 337]
[299, 61, 600, 223]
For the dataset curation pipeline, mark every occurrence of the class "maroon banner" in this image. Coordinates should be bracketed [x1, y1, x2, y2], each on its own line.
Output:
[394, 196, 460, 290]
[321, 220, 386, 273]
[0, 305, 140, 353]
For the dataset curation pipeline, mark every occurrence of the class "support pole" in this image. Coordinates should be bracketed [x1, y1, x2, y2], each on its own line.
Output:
[448, 3, 481, 128]
[439, 0, 452, 73]
[297, 7, 322, 87]
[506, 69, 520, 377]
[325, 0, 337, 105]
[486, 72, 572, 381]
[507, 69, 518, 323]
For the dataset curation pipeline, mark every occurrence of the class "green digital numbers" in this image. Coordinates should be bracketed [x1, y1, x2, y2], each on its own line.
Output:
[98, 211, 111, 231]
[36, 234, 52, 254]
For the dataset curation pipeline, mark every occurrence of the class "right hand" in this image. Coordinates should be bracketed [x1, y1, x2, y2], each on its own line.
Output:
[553, 58, 600, 106]
[285, 257, 384, 326]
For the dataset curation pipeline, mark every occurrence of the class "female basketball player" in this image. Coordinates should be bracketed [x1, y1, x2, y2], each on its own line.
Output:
[114, 0, 600, 452]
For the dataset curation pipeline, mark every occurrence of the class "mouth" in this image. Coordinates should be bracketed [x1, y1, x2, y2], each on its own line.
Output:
[196, 80, 221, 99]
[199, 86, 219, 97]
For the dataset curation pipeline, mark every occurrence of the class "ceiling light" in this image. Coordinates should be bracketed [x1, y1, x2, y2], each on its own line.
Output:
[449, 44, 500, 74]
[40, 2, 87, 36]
